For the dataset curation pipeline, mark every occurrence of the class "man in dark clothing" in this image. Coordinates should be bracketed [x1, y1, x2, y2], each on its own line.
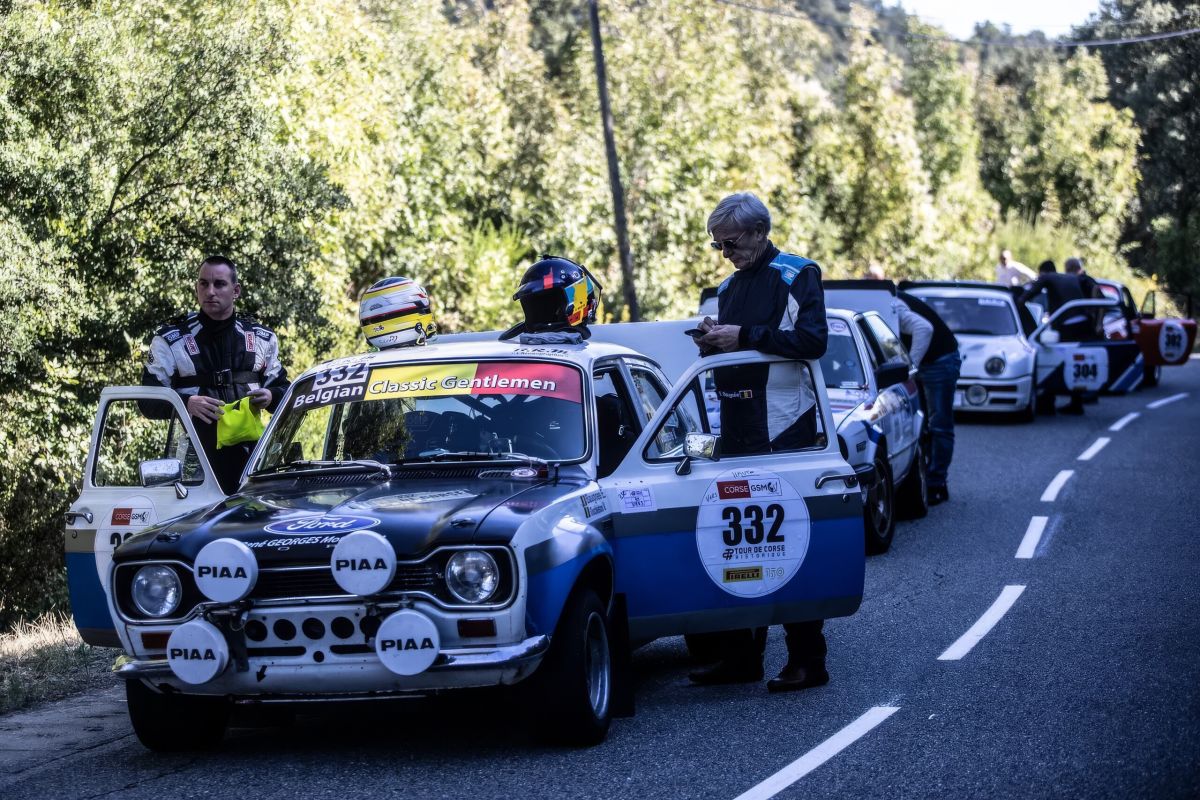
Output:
[690, 192, 831, 694]
[142, 256, 289, 492]
[1018, 260, 1090, 414]
[896, 292, 959, 504]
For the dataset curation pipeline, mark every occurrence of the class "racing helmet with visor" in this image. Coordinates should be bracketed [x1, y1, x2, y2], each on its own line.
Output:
[511, 256, 601, 335]
[358, 276, 435, 349]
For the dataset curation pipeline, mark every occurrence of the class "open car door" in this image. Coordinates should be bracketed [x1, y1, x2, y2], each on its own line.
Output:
[64, 387, 225, 646]
[603, 351, 865, 642]
[1032, 299, 1144, 396]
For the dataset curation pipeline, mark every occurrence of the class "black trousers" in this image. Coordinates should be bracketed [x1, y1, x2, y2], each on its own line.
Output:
[718, 620, 827, 670]
[195, 420, 254, 494]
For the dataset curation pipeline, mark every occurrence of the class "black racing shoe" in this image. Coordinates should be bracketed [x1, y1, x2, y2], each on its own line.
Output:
[928, 485, 950, 505]
[766, 664, 830, 694]
[688, 659, 764, 686]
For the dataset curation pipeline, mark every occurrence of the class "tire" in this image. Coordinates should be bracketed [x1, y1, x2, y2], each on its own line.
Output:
[895, 442, 928, 520]
[525, 589, 612, 746]
[1143, 362, 1161, 388]
[1035, 391, 1056, 416]
[863, 454, 895, 555]
[126, 679, 230, 752]
[684, 632, 727, 663]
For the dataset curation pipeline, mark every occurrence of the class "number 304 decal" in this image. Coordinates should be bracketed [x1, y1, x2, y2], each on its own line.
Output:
[720, 504, 785, 546]
[696, 470, 811, 598]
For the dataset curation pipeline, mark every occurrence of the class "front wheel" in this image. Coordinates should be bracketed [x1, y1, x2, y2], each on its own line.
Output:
[525, 589, 612, 746]
[1143, 362, 1161, 388]
[126, 679, 230, 752]
[895, 442, 928, 520]
[864, 454, 895, 555]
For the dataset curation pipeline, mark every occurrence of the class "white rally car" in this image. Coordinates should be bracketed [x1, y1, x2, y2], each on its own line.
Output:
[65, 337, 865, 750]
[592, 312, 926, 555]
[900, 282, 1038, 419]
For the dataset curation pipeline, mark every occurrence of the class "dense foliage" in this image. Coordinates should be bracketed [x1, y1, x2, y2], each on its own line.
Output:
[0, 0, 1184, 627]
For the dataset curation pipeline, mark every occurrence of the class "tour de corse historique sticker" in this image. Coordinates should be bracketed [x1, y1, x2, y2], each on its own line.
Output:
[695, 468, 811, 598]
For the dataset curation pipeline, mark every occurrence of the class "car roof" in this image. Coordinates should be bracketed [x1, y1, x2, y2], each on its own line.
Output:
[905, 285, 1016, 304]
[296, 337, 643, 383]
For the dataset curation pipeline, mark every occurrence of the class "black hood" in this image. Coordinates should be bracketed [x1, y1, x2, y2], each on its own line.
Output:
[114, 474, 584, 566]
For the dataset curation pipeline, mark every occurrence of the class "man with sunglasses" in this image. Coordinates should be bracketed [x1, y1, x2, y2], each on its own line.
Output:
[690, 192, 832, 694]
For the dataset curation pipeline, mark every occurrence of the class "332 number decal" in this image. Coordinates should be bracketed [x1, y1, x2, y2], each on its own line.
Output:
[313, 362, 367, 388]
[721, 504, 786, 546]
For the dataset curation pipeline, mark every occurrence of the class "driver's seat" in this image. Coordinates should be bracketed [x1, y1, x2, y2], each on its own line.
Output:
[595, 394, 634, 478]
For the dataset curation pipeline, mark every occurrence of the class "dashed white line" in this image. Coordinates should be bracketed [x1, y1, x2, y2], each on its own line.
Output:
[1015, 516, 1049, 559]
[732, 706, 900, 800]
[938, 585, 1026, 661]
[1109, 412, 1140, 431]
[1041, 470, 1074, 502]
[1077, 437, 1111, 461]
[1147, 392, 1188, 409]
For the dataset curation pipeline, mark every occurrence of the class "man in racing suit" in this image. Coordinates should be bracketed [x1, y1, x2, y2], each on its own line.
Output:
[691, 192, 831, 693]
[141, 256, 290, 493]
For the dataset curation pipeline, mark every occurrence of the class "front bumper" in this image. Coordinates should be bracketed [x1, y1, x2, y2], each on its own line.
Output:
[115, 634, 549, 696]
[953, 375, 1033, 412]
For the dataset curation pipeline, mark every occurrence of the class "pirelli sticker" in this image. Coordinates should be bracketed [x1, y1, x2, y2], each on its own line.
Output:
[695, 468, 810, 598]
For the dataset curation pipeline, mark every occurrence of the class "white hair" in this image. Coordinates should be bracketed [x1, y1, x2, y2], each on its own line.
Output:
[707, 192, 771, 235]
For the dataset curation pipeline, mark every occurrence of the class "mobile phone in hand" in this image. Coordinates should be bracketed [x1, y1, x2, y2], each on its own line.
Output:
[684, 328, 704, 338]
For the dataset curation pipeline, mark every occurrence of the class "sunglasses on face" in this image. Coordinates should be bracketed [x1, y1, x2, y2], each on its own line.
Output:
[709, 230, 748, 252]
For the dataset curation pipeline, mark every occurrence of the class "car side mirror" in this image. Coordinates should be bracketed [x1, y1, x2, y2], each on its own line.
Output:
[1040, 329, 1061, 345]
[140, 458, 183, 488]
[874, 362, 909, 389]
[684, 433, 721, 462]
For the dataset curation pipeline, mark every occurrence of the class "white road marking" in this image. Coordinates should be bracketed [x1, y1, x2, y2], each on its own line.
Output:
[938, 585, 1026, 661]
[1040, 470, 1074, 502]
[1077, 437, 1111, 461]
[1015, 516, 1049, 559]
[1109, 412, 1140, 431]
[1148, 392, 1188, 409]
[733, 706, 900, 800]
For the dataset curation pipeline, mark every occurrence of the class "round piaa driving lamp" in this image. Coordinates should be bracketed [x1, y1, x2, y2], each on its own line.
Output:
[985, 356, 1006, 376]
[445, 550, 499, 604]
[132, 565, 182, 618]
[966, 384, 988, 405]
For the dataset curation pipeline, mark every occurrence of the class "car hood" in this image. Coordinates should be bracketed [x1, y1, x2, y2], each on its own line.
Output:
[114, 475, 582, 565]
[957, 334, 1035, 378]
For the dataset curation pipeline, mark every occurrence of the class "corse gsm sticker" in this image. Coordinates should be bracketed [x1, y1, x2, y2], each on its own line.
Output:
[695, 468, 810, 598]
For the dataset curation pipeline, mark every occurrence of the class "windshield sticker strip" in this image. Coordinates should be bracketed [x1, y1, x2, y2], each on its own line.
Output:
[366, 362, 582, 403]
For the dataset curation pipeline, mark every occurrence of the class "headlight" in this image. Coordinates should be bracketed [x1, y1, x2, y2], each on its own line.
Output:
[445, 551, 499, 604]
[985, 356, 1006, 376]
[131, 565, 182, 618]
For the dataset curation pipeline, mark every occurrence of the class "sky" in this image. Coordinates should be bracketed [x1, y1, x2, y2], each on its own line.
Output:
[895, 0, 1103, 40]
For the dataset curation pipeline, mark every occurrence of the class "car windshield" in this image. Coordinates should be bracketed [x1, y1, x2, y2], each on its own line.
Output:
[819, 319, 866, 388]
[254, 359, 587, 470]
[921, 296, 1017, 336]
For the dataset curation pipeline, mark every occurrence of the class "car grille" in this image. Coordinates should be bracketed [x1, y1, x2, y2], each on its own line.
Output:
[250, 563, 441, 600]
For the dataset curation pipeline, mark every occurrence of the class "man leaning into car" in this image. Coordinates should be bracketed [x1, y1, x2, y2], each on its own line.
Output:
[691, 192, 832, 694]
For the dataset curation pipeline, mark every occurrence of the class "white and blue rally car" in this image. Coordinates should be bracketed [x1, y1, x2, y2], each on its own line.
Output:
[65, 337, 866, 749]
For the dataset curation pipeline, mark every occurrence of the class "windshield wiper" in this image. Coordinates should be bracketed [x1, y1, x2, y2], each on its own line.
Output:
[417, 450, 552, 466]
[248, 459, 393, 479]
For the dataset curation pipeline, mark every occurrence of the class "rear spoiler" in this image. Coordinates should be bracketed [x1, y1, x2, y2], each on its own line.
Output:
[898, 280, 1012, 295]
[823, 279, 896, 295]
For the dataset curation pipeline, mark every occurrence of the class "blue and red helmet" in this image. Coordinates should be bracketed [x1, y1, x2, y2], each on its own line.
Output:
[512, 256, 602, 332]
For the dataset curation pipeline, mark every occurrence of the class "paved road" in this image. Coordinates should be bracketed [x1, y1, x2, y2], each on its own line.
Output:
[4, 362, 1199, 799]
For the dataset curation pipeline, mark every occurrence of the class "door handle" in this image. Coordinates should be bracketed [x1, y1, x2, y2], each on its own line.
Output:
[449, 517, 476, 528]
[815, 473, 859, 489]
[64, 510, 94, 525]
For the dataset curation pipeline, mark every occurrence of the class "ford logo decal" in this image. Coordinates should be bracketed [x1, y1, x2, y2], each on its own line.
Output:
[263, 515, 381, 536]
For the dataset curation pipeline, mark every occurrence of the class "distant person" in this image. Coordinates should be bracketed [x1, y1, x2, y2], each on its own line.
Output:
[1017, 260, 1089, 414]
[865, 262, 887, 281]
[1065, 257, 1100, 299]
[996, 249, 1036, 287]
[142, 255, 289, 492]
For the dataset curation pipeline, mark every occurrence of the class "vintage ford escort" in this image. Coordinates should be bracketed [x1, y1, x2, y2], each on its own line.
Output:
[64, 338, 866, 749]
